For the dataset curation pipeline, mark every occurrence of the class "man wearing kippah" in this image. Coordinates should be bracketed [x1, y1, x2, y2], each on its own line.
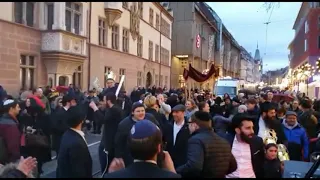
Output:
[0, 99, 22, 164]
[105, 120, 180, 178]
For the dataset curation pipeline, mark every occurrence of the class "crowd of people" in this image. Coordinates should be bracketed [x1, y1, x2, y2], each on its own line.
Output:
[0, 78, 320, 178]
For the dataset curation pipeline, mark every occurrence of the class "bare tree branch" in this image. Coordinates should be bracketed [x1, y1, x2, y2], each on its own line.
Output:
[263, 2, 280, 12]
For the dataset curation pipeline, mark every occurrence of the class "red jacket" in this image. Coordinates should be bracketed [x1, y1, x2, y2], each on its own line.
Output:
[0, 113, 21, 163]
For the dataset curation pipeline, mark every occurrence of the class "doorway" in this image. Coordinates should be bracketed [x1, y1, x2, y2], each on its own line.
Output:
[146, 72, 152, 88]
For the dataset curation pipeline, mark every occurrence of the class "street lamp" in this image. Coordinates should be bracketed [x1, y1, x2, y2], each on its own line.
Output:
[295, 62, 315, 96]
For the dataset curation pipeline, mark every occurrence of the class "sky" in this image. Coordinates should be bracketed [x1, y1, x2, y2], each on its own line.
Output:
[206, 2, 302, 72]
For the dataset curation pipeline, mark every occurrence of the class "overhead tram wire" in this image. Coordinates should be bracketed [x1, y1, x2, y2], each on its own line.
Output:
[263, 4, 275, 57]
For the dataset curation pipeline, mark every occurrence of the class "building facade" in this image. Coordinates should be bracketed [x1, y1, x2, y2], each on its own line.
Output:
[0, 2, 173, 95]
[169, 2, 241, 89]
[240, 46, 254, 83]
[289, 2, 320, 98]
[90, 2, 173, 91]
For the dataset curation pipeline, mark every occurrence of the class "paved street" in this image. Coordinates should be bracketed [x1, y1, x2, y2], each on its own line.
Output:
[41, 132, 102, 178]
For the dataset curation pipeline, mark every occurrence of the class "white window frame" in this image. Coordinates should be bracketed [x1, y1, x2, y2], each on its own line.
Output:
[20, 55, 36, 90]
[65, 2, 82, 35]
[304, 39, 308, 51]
[305, 21, 309, 33]
[44, 2, 54, 30]
[14, 2, 36, 27]
[137, 71, 142, 86]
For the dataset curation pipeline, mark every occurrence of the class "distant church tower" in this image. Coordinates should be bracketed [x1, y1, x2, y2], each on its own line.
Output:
[253, 42, 263, 82]
[254, 42, 263, 81]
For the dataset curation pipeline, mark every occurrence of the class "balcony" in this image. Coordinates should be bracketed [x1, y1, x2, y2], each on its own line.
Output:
[41, 32, 87, 56]
[104, 2, 122, 27]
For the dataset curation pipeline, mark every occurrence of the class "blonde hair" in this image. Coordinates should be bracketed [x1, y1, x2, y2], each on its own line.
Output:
[186, 99, 197, 110]
[143, 95, 157, 108]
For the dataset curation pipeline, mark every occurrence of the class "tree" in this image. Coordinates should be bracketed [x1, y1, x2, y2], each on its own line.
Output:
[263, 2, 280, 12]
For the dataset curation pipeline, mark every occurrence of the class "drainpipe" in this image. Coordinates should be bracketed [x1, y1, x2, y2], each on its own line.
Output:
[159, 11, 162, 87]
[87, 2, 92, 91]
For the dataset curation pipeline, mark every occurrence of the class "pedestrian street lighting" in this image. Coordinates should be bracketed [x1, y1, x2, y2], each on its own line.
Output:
[294, 62, 315, 95]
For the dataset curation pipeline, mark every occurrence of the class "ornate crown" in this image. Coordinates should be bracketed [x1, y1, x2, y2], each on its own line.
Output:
[105, 71, 116, 81]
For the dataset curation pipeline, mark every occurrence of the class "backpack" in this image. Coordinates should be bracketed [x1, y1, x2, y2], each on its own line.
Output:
[0, 135, 8, 164]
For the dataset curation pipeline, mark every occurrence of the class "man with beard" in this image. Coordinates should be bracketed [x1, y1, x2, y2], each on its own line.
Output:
[89, 92, 124, 173]
[224, 113, 265, 178]
[255, 103, 287, 144]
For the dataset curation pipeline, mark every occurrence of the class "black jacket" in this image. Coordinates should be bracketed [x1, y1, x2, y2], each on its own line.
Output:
[95, 105, 123, 152]
[163, 121, 190, 168]
[176, 128, 237, 178]
[223, 134, 265, 178]
[56, 129, 92, 178]
[263, 158, 282, 178]
[51, 107, 69, 153]
[104, 161, 180, 178]
[114, 113, 159, 166]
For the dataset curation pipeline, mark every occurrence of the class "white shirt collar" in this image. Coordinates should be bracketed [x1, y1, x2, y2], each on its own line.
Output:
[133, 159, 157, 165]
[70, 128, 86, 144]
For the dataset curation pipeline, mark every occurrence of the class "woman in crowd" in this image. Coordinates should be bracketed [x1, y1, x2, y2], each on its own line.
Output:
[19, 97, 51, 177]
[263, 143, 282, 178]
[184, 99, 198, 120]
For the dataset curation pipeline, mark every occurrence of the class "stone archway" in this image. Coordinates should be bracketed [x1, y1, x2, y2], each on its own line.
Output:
[146, 72, 152, 88]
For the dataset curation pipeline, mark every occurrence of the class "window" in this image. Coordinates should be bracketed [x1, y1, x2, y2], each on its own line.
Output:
[119, 68, 126, 85]
[20, 55, 36, 90]
[47, 3, 54, 30]
[137, 35, 143, 57]
[305, 21, 309, 33]
[155, 44, 159, 63]
[156, 14, 160, 30]
[122, 28, 129, 53]
[149, 8, 154, 26]
[104, 66, 112, 83]
[160, 47, 170, 66]
[72, 65, 82, 88]
[149, 41, 153, 61]
[138, 2, 143, 18]
[65, 2, 82, 35]
[305, 39, 308, 51]
[14, 2, 35, 27]
[111, 25, 119, 50]
[137, 71, 142, 86]
[122, 2, 128, 9]
[164, 76, 168, 87]
[318, 16, 320, 29]
[159, 75, 163, 87]
[26, 2, 34, 27]
[155, 74, 159, 86]
[318, 36, 320, 49]
[14, 2, 23, 24]
[98, 18, 107, 46]
[161, 18, 170, 38]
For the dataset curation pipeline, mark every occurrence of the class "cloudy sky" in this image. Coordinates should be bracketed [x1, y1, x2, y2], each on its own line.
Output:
[206, 2, 302, 72]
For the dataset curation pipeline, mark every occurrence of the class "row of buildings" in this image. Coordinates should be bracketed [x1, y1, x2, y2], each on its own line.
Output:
[0, 2, 262, 95]
[288, 2, 320, 98]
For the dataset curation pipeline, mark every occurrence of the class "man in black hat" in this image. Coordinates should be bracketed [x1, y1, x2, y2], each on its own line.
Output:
[56, 105, 92, 178]
[224, 113, 264, 178]
[51, 94, 77, 156]
[176, 111, 236, 178]
[163, 104, 190, 168]
[105, 120, 180, 178]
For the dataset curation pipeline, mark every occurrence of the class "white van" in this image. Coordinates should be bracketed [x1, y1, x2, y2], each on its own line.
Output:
[214, 77, 239, 99]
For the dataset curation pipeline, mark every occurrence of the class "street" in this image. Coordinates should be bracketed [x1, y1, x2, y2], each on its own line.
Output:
[41, 132, 102, 178]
